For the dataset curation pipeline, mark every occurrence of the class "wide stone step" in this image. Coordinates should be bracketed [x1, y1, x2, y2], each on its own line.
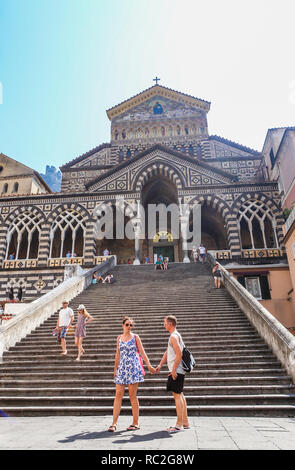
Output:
[0, 369, 288, 381]
[0, 376, 292, 388]
[13, 338, 268, 348]
[2, 404, 295, 417]
[7, 344, 270, 354]
[1, 384, 294, 397]
[23, 331, 260, 340]
[1, 394, 294, 407]
[1, 353, 276, 364]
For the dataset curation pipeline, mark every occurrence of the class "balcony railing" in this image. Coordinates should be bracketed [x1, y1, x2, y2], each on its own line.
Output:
[207, 250, 232, 260]
[242, 248, 283, 259]
[2, 259, 38, 269]
[48, 257, 84, 267]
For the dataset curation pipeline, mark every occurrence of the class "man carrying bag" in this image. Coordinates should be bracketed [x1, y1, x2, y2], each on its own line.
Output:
[156, 315, 193, 432]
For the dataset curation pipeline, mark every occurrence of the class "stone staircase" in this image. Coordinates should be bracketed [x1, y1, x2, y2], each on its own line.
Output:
[1, 262, 295, 417]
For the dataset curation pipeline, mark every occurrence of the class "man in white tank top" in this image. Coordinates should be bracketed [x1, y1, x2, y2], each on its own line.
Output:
[156, 315, 189, 432]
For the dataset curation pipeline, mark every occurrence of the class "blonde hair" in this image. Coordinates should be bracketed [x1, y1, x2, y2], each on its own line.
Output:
[78, 307, 88, 316]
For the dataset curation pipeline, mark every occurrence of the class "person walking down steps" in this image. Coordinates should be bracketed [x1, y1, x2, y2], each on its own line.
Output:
[108, 316, 156, 432]
[74, 304, 94, 361]
[56, 300, 74, 356]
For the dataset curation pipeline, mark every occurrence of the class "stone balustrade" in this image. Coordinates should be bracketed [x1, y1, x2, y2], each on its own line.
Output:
[207, 253, 295, 383]
[0, 256, 116, 357]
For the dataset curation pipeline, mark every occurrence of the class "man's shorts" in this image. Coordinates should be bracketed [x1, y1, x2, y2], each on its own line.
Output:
[59, 327, 68, 339]
[166, 373, 185, 394]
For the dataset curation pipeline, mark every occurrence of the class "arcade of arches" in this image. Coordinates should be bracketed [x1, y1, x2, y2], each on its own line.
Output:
[3, 177, 281, 266]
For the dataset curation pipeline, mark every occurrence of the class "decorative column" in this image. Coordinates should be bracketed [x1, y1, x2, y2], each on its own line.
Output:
[0, 223, 8, 265]
[84, 218, 97, 267]
[133, 200, 143, 265]
[179, 200, 190, 263]
[37, 223, 51, 267]
[226, 216, 242, 258]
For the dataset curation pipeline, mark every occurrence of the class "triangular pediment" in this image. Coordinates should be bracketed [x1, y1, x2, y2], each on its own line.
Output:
[107, 85, 210, 122]
[60, 144, 111, 170]
[86, 145, 236, 193]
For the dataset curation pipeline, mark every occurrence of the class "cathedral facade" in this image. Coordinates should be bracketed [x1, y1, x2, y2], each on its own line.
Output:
[0, 85, 286, 299]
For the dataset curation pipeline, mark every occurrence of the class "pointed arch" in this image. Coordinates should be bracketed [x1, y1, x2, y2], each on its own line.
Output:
[132, 161, 185, 193]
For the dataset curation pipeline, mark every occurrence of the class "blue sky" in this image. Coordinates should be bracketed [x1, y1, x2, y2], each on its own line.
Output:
[0, 0, 295, 173]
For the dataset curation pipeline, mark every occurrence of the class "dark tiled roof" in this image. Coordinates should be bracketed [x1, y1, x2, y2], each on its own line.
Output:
[106, 84, 211, 115]
[60, 143, 111, 170]
[209, 135, 261, 155]
[85, 143, 237, 190]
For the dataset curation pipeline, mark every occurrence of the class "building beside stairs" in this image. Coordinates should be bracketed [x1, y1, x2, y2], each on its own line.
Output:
[0, 83, 293, 329]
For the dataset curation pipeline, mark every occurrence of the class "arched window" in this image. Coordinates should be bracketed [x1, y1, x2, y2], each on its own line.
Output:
[114, 130, 118, 140]
[2, 183, 8, 193]
[176, 126, 181, 136]
[168, 126, 173, 136]
[49, 209, 86, 258]
[184, 126, 189, 135]
[6, 211, 42, 260]
[12, 182, 19, 193]
[122, 130, 126, 139]
[126, 149, 131, 158]
[161, 126, 165, 136]
[238, 200, 278, 249]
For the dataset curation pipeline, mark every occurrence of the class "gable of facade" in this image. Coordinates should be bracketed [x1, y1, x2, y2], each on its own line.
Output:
[0, 153, 51, 196]
[86, 144, 236, 193]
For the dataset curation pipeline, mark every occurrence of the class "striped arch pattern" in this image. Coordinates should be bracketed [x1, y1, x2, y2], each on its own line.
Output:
[0, 214, 5, 263]
[188, 195, 241, 256]
[0, 206, 46, 264]
[39, 203, 91, 266]
[134, 162, 184, 192]
[232, 193, 285, 248]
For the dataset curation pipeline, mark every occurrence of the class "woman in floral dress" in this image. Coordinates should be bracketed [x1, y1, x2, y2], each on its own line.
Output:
[108, 316, 156, 432]
[74, 304, 94, 361]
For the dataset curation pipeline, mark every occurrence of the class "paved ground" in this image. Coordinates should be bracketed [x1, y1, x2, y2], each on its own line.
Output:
[1, 415, 295, 450]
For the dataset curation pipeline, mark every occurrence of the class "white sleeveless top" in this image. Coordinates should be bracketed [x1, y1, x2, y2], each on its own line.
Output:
[167, 330, 186, 375]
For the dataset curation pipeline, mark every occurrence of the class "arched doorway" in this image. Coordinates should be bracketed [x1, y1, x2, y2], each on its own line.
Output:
[141, 176, 180, 262]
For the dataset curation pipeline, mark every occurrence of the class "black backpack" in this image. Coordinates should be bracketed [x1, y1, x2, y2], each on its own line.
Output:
[181, 346, 196, 373]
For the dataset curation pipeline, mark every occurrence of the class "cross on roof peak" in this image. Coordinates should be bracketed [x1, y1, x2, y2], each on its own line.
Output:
[153, 76, 160, 85]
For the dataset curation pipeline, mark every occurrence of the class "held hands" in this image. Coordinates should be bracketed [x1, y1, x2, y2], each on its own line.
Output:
[148, 365, 156, 375]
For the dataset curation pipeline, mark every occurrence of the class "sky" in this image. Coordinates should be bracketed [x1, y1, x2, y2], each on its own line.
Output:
[0, 0, 295, 173]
